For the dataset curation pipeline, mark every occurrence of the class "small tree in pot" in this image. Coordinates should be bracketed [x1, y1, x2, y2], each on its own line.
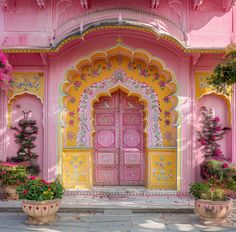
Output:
[16, 176, 64, 225]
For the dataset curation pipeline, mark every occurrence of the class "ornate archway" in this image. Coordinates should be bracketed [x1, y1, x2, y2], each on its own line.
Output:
[77, 69, 162, 148]
[60, 42, 180, 190]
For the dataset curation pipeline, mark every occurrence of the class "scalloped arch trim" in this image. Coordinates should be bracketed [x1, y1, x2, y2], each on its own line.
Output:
[60, 42, 179, 148]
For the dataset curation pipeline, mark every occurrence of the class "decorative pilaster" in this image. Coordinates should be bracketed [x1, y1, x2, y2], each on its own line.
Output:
[232, 84, 236, 163]
[0, 93, 7, 161]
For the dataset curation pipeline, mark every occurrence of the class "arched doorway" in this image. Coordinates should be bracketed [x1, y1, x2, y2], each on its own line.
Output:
[93, 90, 145, 186]
[60, 43, 180, 190]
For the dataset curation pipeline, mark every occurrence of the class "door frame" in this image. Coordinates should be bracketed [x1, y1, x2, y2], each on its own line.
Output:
[92, 87, 148, 187]
[93, 90, 145, 186]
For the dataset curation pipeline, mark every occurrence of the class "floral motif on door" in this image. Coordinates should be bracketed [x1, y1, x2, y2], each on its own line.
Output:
[94, 90, 145, 185]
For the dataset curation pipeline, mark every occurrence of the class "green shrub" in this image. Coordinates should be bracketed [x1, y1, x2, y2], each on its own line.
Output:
[201, 189, 227, 201]
[189, 182, 210, 199]
[189, 182, 227, 201]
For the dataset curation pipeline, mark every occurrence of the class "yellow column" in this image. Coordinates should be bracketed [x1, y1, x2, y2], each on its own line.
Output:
[147, 147, 177, 190]
[62, 148, 93, 189]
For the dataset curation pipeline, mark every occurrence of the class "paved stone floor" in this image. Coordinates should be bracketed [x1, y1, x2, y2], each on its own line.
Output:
[0, 211, 236, 232]
[0, 194, 195, 211]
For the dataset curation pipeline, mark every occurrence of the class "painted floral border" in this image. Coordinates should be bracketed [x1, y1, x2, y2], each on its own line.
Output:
[77, 69, 163, 147]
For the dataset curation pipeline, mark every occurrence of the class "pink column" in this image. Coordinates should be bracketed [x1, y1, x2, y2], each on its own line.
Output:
[0, 94, 7, 161]
[232, 84, 236, 163]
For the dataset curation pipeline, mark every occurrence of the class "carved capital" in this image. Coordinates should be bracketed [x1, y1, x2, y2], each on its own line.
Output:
[192, 54, 200, 66]
[36, 0, 46, 10]
[192, 0, 203, 10]
[223, 0, 236, 11]
[80, 0, 88, 9]
[168, 0, 183, 26]
[40, 53, 48, 66]
[0, 0, 8, 12]
[151, 0, 160, 9]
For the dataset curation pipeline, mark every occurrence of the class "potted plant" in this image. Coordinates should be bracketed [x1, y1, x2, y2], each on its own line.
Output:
[189, 182, 232, 225]
[0, 162, 27, 199]
[16, 176, 64, 225]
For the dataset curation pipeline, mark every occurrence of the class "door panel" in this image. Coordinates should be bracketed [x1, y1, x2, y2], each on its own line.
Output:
[94, 91, 144, 186]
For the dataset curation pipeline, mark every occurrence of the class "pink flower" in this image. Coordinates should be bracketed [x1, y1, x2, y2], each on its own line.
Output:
[222, 163, 228, 169]
[74, 81, 81, 88]
[69, 111, 75, 117]
[199, 138, 206, 145]
[40, 179, 50, 185]
[214, 149, 222, 156]
[1, 162, 17, 167]
[29, 176, 37, 180]
[0, 51, 7, 65]
[69, 119, 74, 126]
[23, 189, 28, 195]
[211, 135, 216, 140]
[213, 117, 220, 122]
[214, 126, 221, 132]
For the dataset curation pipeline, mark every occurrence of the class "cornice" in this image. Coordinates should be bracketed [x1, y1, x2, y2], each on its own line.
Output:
[2, 24, 226, 54]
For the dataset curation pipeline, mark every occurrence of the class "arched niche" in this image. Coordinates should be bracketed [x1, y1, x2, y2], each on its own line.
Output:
[195, 93, 232, 180]
[7, 93, 44, 175]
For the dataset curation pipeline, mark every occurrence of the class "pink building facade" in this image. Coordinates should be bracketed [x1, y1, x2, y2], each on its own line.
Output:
[0, 0, 235, 192]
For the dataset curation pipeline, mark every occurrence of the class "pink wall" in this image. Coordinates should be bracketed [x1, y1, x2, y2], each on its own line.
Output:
[6, 94, 43, 175]
[43, 30, 194, 190]
[0, 1, 235, 48]
[0, 1, 235, 191]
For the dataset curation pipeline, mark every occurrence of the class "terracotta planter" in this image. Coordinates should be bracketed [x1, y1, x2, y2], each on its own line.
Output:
[195, 198, 232, 225]
[22, 199, 60, 225]
[3, 185, 18, 200]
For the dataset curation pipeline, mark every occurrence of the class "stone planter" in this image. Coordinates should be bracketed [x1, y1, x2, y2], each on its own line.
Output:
[22, 199, 60, 225]
[3, 185, 18, 200]
[195, 198, 232, 225]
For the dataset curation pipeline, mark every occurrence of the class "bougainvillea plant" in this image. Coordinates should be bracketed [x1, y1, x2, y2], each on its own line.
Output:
[207, 45, 236, 96]
[16, 176, 64, 201]
[197, 107, 230, 160]
[0, 50, 12, 93]
[200, 159, 236, 192]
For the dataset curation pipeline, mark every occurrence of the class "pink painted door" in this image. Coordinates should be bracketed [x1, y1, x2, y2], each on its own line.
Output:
[94, 91, 144, 185]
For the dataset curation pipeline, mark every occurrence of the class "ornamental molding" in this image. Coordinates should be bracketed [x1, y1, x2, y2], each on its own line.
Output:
[192, 0, 203, 10]
[2, 25, 226, 55]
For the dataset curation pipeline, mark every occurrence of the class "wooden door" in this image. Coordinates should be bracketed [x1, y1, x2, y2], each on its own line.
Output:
[94, 91, 144, 185]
